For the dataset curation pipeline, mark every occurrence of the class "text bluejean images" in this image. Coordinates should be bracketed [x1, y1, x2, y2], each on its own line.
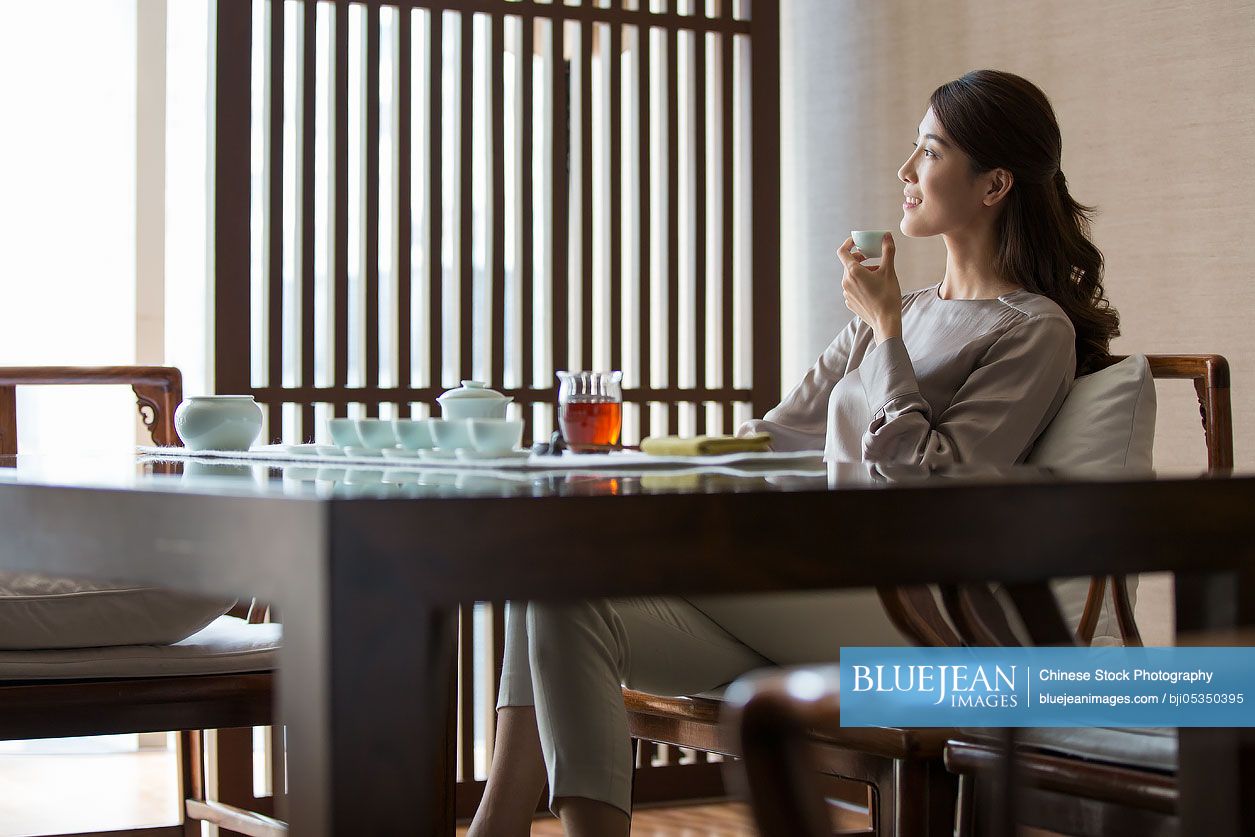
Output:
[839, 647, 1254, 727]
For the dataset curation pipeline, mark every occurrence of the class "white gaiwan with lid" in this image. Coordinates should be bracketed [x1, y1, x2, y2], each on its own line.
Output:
[436, 380, 512, 419]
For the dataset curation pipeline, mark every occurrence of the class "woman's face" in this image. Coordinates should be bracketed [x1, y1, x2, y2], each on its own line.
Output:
[897, 108, 999, 238]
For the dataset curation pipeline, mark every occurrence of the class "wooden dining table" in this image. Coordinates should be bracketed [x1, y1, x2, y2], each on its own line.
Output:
[1, 452, 1253, 835]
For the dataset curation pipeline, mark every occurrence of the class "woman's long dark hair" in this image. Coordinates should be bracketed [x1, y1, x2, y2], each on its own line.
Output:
[929, 69, 1119, 374]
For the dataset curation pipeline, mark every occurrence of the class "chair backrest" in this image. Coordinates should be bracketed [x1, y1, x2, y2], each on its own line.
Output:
[1102, 354, 1232, 471]
[0, 366, 183, 455]
[880, 353, 1233, 648]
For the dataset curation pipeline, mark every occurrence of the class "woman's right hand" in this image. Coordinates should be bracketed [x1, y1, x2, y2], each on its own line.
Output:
[837, 234, 903, 344]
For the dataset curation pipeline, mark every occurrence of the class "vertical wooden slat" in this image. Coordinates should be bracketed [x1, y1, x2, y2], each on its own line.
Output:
[459, 604, 475, 782]
[268, 0, 285, 440]
[720, 14, 733, 431]
[579, 19, 594, 370]
[0, 386, 16, 456]
[749, 5, 781, 419]
[215, 0, 252, 397]
[551, 17, 569, 377]
[489, 600, 506, 764]
[693, 25, 707, 434]
[270, 725, 287, 808]
[490, 13, 506, 388]
[635, 22, 651, 441]
[521, 15, 535, 396]
[429, 8, 444, 391]
[665, 23, 679, 432]
[490, 601, 506, 704]
[397, 5, 413, 412]
[214, 727, 258, 820]
[365, 1, 381, 416]
[459, 11, 474, 383]
[609, 21, 622, 373]
[179, 729, 205, 813]
[301, 0, 317, 438]
[333, 0, 350, 407]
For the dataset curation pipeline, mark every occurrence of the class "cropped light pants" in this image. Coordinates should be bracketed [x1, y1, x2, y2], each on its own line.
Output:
[495, 590, 907, 815]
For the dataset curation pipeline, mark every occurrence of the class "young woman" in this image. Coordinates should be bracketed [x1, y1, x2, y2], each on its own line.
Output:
[467, 69, 1120, 837]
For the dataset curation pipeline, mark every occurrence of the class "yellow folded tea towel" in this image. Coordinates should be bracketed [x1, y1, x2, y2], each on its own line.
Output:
[639, 432, 772, 456]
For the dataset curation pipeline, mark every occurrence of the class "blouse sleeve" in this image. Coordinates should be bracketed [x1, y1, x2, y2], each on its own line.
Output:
[858, 316, 1075, 466]
[736, 318, 860, 451]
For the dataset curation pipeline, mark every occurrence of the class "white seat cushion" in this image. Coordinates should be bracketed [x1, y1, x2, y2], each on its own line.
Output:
[1027, 355, 1157, 642]
[0, 573, 236, 650]
[963, 726, 1176, 772]
[0, 615, 280, 680]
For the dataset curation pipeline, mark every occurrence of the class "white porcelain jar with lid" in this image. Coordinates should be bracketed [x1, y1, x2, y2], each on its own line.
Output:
[436, 381, 512, 419]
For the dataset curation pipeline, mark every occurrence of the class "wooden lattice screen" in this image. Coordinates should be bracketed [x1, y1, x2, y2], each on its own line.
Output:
[213, 0, 779, 817]
[213, 0, 778, 445]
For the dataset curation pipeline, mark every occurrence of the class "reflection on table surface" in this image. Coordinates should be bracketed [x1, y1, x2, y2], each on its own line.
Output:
[0, 452, 1226, 501]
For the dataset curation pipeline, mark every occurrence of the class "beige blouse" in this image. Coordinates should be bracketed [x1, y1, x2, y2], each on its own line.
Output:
[742, 283, 1077, 465]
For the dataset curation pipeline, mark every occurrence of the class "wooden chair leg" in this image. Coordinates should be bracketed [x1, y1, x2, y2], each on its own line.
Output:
[216, 726, 260, 814]
[954, 772, 974, 837]
[269, 725, 286, 818]
[179, 729, 205, 837]
[866, 757, 955, 837]
[921, 759, 959, 837]
[870, 759, 894, 836]
[1111, 575, 1144, 647]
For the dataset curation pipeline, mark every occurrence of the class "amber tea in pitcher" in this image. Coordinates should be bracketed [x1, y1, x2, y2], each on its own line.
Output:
[560, 400, 623, 449]
[556, 371, 623, 452]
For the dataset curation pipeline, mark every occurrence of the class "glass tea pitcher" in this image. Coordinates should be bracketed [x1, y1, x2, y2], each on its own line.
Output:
[556, 371, 623, 452]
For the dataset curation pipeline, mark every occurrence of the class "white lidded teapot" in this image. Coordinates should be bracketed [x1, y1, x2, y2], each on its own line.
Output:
[435, 380, 512, 419]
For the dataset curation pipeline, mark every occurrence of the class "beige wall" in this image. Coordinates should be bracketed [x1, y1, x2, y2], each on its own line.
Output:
[780, 0, 1255, 468]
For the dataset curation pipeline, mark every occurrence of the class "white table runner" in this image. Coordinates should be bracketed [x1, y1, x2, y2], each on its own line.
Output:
[138, 444, 825, 476]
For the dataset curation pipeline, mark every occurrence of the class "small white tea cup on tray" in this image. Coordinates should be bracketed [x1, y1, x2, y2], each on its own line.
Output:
[393, 418, 437, 450]
[355, 418, 399, 450]
[327, 418, 363, 450]
[429, 418, 474, 451]
[467, 418, 524, 455]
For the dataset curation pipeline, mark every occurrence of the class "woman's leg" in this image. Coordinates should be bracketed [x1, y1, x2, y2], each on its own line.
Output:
[466, 706, 547, 837]
[525, 597, 772, 836]
[468, 603, 547, 837]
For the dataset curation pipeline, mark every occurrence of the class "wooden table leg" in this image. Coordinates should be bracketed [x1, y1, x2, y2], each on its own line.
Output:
[1175, 568, 1255, 837]
[280, 513, 459, 836]
[327, 597, 458, 834]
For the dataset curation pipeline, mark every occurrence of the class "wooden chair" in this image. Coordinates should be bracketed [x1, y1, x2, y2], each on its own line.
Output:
[0, 366, 283, 837]
[940, 355, 1237, 837]
[1075, 354, 1232, 647]
[723, 564, 1187, 835]
[624, 353, 1231, 835]
[933, 578, 1181, 836]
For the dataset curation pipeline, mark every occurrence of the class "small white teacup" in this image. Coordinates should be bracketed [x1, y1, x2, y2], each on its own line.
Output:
[851, 230, 890, 259]
[354, 418, 399, 450]
[429, 418, 474, 451]
[393, 418, 437, 451]
[328, 418, 363, 449]
[468, 418, 524, 454]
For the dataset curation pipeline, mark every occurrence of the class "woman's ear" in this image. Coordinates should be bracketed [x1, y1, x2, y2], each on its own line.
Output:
[983, 168, 1014, 206]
